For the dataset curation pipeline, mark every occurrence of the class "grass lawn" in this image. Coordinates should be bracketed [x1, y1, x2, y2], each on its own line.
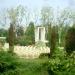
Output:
[0, 51, 50, 75]
[15, 58, 49, 75]
[0, 51, 75, 75]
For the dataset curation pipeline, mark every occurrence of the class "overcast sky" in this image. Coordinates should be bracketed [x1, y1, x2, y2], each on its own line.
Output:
[0, 0, 75, 29]
[0, 0, 75, 10]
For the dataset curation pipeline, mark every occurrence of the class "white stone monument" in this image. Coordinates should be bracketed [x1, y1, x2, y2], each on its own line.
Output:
[35, 26, 47, 46]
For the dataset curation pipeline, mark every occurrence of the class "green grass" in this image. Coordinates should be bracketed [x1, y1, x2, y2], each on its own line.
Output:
[2, 58, 49, 75]
[0, 51, 49, 75]
[0, 50, 75, 75]
[13, 58, 49, 75]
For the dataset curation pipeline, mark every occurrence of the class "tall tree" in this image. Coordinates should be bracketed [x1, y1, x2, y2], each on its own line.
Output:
[48, 25, 58, 57]
[25, 22, 35, 44]
[8, 23, 15, 53]
[65, 27, 75, 55]
[7, 5, 26, 52]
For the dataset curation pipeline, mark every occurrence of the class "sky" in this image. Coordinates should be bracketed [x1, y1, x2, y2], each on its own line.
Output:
[0, 0, 75, 29]
[0, 0, 75, 10]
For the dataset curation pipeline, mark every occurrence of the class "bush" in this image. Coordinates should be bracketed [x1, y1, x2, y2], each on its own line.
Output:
[42, 48, 75, 75]
[65, 27, 75, 55]
[39, 53, 50, 58]
[0, 51, 18, 73]
[14, 36, 33, 46]
[0, 50, 75, 75]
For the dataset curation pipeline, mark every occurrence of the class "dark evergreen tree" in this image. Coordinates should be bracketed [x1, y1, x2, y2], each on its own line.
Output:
[8, 23, 15, 53]
[48, 25, 58, 57]
[25, 22, 35, 45]
[65, 27, 75, 55]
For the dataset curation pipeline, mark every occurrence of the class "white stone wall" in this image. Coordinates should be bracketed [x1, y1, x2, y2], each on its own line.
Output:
[14, 46, 50, 59]
[3, 43, 50, 59]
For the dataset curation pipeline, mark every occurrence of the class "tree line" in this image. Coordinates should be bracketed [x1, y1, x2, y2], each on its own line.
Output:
[0, 5, 75, 56]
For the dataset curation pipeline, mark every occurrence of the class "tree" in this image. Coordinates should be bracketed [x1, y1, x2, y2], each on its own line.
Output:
[0, 28, 8, 37]
[0, 9, 8, 29]
[16, 26, 24, 37]
[8, 23, 15, 53]
[41, 6, 54, 40]
[7, 5, 28, 47]
[15, 22, 35, 46]
[57, 8, 75, 46]
[65, 27, 75, 55]
[33, 10, 40, 25]
[41, 6, 53, 26]
[16, 5, 26, 26]
[25, 22, 35, 45]
[7, 8, 18, 53]
[47, 25, 58, 57]
[7, 5, 30, 35]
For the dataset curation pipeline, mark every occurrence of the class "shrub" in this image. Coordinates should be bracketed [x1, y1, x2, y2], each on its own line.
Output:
[39, 53, 50, 59]
[42, 48, 75, 75]
[0, 51, 18, 73]
[14, 36, 33, 46]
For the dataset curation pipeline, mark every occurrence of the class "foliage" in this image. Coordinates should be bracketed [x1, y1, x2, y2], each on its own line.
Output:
[16, 26, 24, 37]
[65, 27, 75, 55]
[14, 36, 33, 46]
[0, 48, 75, 75]
[14, 22, 35, 46]
[0, 51, 18, 74]
[0, 29, 8, 37]
[0, 38, 6, 46]
[39, 53, 50, 59]
[41, 6, 53, 26]
[42, 48, 75, 75]
[0, 50, 49, 75]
